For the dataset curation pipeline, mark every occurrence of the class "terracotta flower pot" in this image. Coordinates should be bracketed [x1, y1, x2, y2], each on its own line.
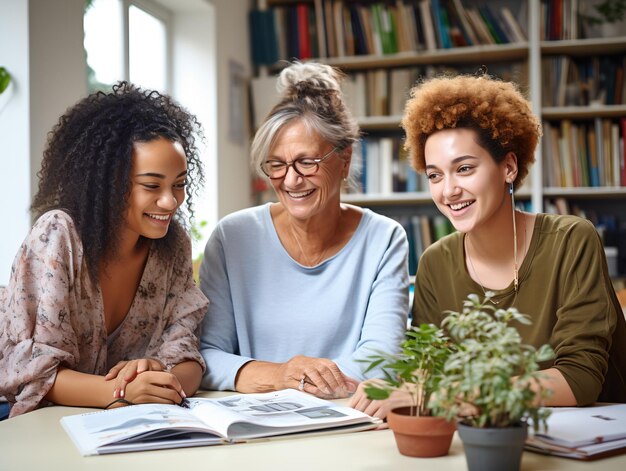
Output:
[387, 407, 457, 457]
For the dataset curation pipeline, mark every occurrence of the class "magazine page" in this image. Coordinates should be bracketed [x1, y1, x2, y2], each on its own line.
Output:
[61, 403, 224, 456]
[526, 436, 626, 460]
[189, 389, 378, 440]
[61, 389, 379, 455]
[531, 404, 626, 448]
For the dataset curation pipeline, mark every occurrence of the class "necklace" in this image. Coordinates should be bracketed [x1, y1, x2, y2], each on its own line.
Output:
[465, 211, 526, 305]
[289, 226, 330, 267]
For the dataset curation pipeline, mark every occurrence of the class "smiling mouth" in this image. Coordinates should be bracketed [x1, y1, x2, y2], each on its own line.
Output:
[448, 201, 474, 211]
[287, 189, 315, 198]
[146, 213, 171, 221]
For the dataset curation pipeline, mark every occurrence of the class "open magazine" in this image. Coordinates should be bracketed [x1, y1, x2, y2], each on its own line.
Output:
[525, 404, 626, 460]
[60, 389, 380, 456]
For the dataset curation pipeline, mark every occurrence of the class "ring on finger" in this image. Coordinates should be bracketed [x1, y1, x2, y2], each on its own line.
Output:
[298, 375, 306, 392]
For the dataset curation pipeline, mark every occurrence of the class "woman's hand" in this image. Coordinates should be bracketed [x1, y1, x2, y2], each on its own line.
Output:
[348, 380, 414, 427]
[275, 355, 358, 399]
[114, 371, 186, 406]
[105, 358, 165, 398]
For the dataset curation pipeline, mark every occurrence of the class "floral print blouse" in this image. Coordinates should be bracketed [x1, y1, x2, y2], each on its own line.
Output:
[0, 210, 208, 417]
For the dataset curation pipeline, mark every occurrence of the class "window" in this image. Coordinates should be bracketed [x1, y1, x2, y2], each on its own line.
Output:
[84, 0, 170, 93]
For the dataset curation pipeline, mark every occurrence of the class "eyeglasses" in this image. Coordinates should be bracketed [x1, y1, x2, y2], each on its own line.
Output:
[260, 147, 339, 180]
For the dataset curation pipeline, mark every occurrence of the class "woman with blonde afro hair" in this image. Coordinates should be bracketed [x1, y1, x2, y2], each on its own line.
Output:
[349, 73, 626, 421]
[402, 74, 540, 189]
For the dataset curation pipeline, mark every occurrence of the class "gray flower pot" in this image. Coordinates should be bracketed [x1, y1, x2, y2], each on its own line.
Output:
[457, 422, 528, 471]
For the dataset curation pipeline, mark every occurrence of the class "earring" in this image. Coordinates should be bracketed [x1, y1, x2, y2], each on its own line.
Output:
[510, 180, 518, 292]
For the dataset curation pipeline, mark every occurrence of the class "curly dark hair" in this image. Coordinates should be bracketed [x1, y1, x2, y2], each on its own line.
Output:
[31, 81, 204, 281]
[401, 74, 542, 189]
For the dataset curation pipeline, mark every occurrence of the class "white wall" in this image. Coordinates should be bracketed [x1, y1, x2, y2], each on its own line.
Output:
[0, 0, 31, 285]
[160, 0, 253, 251]
[29, 0, 87, 197]
[0, 0, 87, 285]
[166, 0, 253, 250]
[208, 0, 253, 219]
[166, 0, 218, 254]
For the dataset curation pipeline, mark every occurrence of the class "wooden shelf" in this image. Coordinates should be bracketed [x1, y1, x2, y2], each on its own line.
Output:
[542, 105, 626, 120]
[540, 36, 626, 56]
[357, 105, 626, 132]
[341, 189, 532, 206]
[543, 187, 626, 198]
[342, 192, 433, 206]
[271, 43, 529, 72]
[358, 116, 403, 131]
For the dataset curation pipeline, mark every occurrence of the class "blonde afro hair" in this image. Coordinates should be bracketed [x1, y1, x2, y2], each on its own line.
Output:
[401, 74, 541, 189]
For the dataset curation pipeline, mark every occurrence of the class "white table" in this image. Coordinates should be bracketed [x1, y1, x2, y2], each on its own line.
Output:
[1, 391, 625, 470]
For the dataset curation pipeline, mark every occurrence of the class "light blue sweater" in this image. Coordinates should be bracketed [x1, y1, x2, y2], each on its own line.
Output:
[199, 203, 409, 390]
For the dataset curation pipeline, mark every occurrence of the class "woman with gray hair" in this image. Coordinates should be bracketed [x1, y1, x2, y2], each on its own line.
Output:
[198, 62, 409, 399]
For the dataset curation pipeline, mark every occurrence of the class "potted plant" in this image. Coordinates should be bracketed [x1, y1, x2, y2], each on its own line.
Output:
[430, 293, 554, 471]
[0, 67, 13, 113]
[580, 0, 626, 38]
[362, 323, 456, 457]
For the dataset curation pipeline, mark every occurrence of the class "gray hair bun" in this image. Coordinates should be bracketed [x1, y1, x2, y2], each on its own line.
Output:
[276, 62, 343, 97]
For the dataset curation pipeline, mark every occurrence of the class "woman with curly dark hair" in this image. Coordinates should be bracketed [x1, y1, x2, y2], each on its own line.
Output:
[0, 82, 208, 419]
[350, 73, 626, 419]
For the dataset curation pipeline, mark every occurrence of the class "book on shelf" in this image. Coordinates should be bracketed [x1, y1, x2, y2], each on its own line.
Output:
[410, 215, 424, 267]
[252, 0, 528, 62]
[418, 0, 438, 50]
[431, 0, 451, 49]
[342, 4, 355, 56]
[525, 404, 626, 460]
[500, 6, 527, 42]
[394, 213, 455, 276]
[364, 137, 380, 193]
[464, 6, 494, 45]
[249, 9, 279, 66]
[621, 118, 626, 186]
[342, 72, 367, 119]
[542, 118, 625, 188]
[339, 62, 526, 121]
[543, 55, 626, 107]
[478, 5, 508, 44]
[379, 137, 394, 194]
[389, 68, 413, 116]
[542, 0, 586, 40]
[313, 0, 327, 58]
[60, 389, 380, 456]
[353, 136, 427, 195]
[419, 214, 433, 249]
[447, 0, 476, 46]
[332, 1, 346, 57]
[323, 0, 336, 57]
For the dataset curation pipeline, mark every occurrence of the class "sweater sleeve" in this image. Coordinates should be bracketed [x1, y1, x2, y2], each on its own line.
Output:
[551, 220, 618, 405]
[198, 226, 252, 390]
[0, 212, 81, 417]
[153, 234, 208, 372]
[333, 223, 410, 380]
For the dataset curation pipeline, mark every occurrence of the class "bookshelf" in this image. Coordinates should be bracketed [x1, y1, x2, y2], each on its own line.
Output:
[251, 0, 626, 276]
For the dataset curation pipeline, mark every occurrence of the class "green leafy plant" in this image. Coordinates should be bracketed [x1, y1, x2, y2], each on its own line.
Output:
[0, 67, 11, 94]
[190, 219, 208, 243]
[362, 323, 454, 416]
[583, 0, 626, 24]
[430, 293, 554, 431]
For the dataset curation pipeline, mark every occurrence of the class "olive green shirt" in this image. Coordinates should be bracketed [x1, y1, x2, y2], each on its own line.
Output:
[413, 213, 626, 406]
